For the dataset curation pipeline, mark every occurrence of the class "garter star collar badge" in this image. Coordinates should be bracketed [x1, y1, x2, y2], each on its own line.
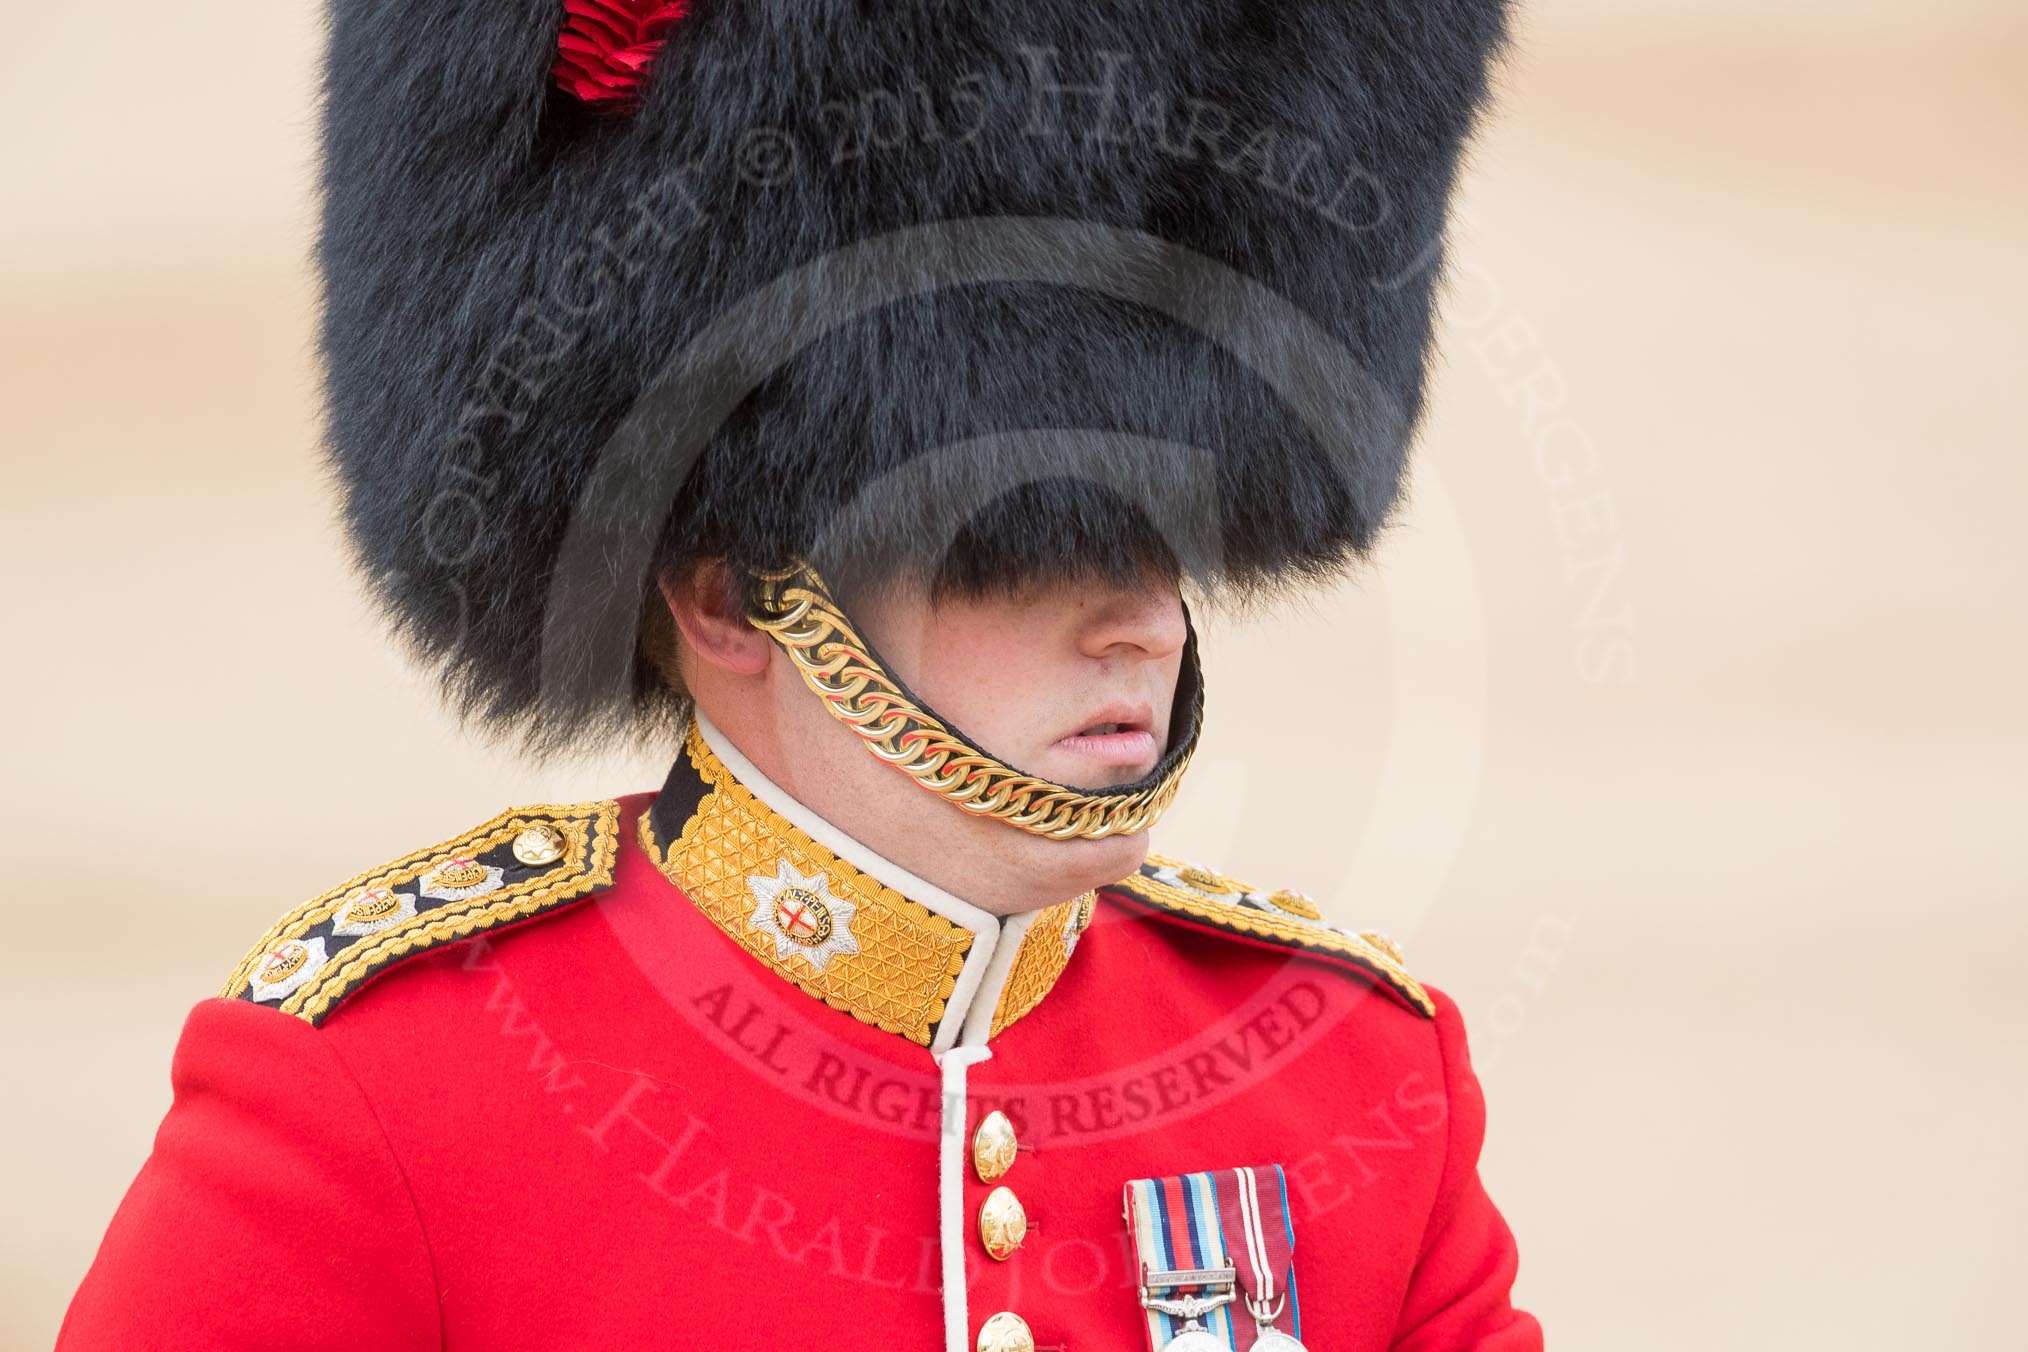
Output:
[746, 861, 860, 973]
[418, 855, 506, 902]
[331, 886, 417, 937]
[248, 936, 329, 1003]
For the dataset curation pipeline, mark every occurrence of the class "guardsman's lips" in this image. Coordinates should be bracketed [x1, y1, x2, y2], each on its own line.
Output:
[1052, 703, 1159, 772]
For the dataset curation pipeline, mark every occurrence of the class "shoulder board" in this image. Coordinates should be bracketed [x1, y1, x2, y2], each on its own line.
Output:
[1102, 852, 1434, 1018]
[219, 801, 622, 1026]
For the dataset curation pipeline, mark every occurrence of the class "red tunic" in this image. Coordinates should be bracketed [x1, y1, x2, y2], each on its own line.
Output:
[59, 730, 1539, 1352]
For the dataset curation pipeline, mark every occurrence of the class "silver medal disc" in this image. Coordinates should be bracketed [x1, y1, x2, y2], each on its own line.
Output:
[1250, 1331, 1310, 1352]
[1157, 1331, 1230, 1352]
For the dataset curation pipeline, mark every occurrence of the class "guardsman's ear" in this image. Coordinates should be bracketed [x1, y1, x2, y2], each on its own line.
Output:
[657, 561, 771, 677]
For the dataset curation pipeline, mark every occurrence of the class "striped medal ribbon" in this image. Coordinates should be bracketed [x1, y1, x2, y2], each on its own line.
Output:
[1209, 1165, 1308, 1351]
[1123, 1172, 1241, 1350]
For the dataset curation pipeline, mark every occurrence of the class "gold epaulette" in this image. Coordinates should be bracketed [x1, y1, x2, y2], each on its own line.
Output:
[1102, 852, 1434, 1018]
[219, 801, 622, 1026]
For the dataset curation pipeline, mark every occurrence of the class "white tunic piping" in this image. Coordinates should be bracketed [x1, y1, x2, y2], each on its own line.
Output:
[935, 1040, 994, 1352]
[696, 714, 1054, 1351]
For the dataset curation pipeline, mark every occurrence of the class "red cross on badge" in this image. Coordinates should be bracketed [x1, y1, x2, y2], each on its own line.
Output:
[746, 863, 856, 969]
[260, 943, 304, 981]
[777, 892, 822, 936]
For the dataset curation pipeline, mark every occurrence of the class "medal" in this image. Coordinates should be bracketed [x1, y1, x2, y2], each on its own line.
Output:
[1210, 1165, 1310, 1352]
[1122, 1177, 1242, 1351]
[1122, 1166, 1311, 1351]
[1249, 1334, 1309, 1352]
[1138, 1271, 1237, 1352]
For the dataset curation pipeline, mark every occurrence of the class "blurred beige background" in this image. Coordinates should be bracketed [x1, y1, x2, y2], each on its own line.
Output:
[4, 1, 2024, 1348]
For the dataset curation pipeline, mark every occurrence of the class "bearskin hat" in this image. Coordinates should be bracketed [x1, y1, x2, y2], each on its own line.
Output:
[316, 0, 1512, 753]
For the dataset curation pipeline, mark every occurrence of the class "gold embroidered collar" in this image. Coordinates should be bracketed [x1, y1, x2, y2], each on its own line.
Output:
[640, 718, 1094, 1050]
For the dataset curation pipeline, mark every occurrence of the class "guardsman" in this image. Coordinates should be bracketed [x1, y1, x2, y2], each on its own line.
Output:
[60, 0, 1537, 1348]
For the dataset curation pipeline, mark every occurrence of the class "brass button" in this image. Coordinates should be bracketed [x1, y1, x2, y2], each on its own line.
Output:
[976, 1311, 1035, 1352]
[972, 1109, 1017, 1183]
[511, 823, 567, 867]
[978, 1185, 1027, 1260]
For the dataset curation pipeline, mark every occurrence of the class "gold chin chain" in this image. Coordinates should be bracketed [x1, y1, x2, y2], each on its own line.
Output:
[744, 563, 1201, 841]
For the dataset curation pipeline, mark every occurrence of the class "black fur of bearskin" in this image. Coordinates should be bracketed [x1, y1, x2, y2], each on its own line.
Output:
[317, 0, 1512, 752]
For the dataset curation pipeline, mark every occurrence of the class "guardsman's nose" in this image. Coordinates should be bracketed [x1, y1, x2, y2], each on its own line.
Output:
[1079, 579, 1187, 664]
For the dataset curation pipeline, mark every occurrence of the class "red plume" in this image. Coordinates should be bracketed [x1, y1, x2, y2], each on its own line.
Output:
[553, 0, 691, 108]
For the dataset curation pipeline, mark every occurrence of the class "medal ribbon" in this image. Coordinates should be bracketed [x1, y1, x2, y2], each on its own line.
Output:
[1210, 1165, 1301, 1344]
[1123, 1172, 1239, 1350]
